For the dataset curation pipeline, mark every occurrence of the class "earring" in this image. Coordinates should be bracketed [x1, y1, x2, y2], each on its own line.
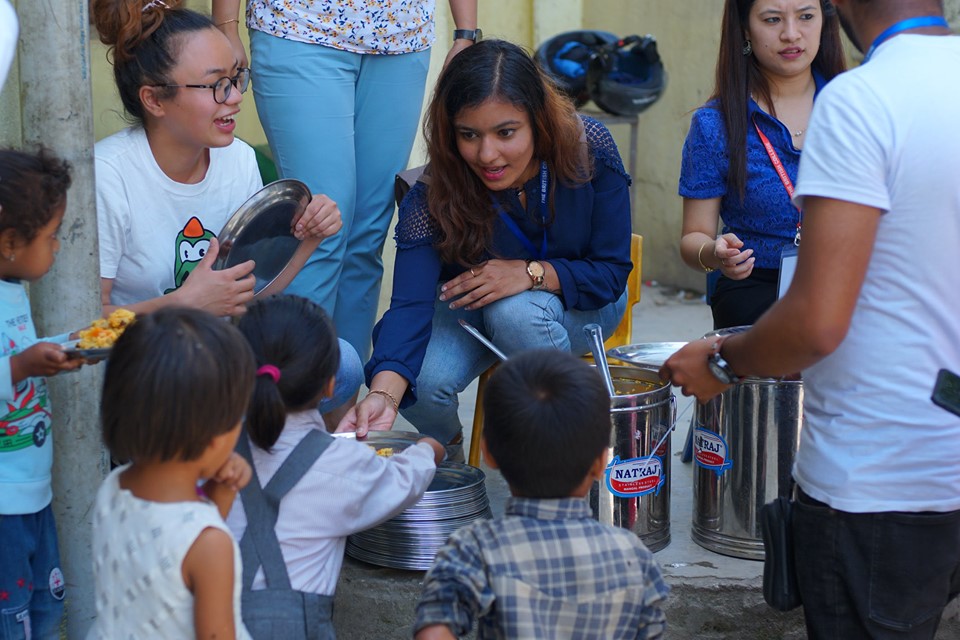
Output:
[742, 40, 752, 56]
[6, 253, 13, 262]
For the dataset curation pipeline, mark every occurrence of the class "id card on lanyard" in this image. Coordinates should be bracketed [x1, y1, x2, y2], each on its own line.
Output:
[495, 162, 550, 259]
[753, 119, 801, 298]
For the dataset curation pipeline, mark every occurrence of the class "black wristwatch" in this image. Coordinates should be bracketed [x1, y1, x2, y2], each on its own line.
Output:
[453, 28, 482, 42]
[707, 348, 741, 385]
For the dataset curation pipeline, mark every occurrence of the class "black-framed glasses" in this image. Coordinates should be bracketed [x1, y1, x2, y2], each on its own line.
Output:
[155, 67, 251, 104]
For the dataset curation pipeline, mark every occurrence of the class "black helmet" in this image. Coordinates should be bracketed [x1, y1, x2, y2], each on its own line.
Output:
[586, 35, 667, 116]
[535, 30, 619, 107]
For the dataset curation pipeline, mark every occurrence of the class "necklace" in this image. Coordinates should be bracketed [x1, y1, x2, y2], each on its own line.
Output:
[750, 93, 807, 139]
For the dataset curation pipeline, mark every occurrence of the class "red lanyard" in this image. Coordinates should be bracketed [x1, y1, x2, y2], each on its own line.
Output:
[753, 119, 802, 246]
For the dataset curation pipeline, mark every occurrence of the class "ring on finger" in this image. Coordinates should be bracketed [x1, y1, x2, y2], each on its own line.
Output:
[470, 268, 477, 277]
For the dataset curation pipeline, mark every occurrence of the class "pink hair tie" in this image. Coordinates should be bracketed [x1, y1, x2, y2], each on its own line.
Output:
[256, 364, 281, 384]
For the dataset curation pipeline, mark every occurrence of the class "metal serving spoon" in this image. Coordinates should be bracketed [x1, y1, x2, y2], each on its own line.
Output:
[584, 323, 617, 397]
[458, 319, 508, 362]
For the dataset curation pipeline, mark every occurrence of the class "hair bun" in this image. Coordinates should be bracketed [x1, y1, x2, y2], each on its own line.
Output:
[90, 0, 184, 62]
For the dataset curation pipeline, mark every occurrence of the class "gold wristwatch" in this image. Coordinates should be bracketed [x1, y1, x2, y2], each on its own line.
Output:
[526, 260, 546, 290]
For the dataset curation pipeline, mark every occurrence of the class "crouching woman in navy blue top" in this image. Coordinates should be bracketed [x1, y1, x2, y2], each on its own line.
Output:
[338, 39, 633, 446]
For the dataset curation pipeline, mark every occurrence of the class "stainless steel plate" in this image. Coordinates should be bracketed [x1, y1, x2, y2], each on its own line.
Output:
[63, 340, 110, 360]
[213, 179, 317, 298]
[425, 462, 487, 493]
[333, 431, 426, 445]
[607, 341, 688, 368]
[346, 461, 493, 571]
[333, 430, 462, 459]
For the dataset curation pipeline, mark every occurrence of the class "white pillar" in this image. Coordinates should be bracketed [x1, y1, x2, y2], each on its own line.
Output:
[16, 0, 106, 636]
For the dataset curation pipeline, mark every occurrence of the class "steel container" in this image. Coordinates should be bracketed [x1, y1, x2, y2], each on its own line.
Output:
[691, 329, 803, 560]
[590, 365, 675, 552]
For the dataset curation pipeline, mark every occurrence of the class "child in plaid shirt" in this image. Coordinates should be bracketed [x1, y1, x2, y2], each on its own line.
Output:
[413, 349, 669, 639]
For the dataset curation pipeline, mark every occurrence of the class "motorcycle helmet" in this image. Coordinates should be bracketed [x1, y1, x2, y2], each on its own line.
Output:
[535, 30, 619, 107]
[586, 35, 667, 116]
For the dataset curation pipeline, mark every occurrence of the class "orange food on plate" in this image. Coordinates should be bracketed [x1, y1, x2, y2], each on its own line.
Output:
[77, 309, 136, 349]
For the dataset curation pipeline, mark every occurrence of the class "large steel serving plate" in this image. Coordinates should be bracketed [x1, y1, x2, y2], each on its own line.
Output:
[213, 179, 319, 298]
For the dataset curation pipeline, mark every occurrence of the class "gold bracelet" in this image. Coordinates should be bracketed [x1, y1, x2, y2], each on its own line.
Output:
[216, 18, 239, 27]
[697, 241, 716, 273]
[367, 389, 399, 412]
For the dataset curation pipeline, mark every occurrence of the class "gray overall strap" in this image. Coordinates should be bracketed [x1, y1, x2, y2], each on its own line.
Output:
[236, 429, 333, 590]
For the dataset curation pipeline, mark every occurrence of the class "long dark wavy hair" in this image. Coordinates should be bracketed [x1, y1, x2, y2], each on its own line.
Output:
[425, 39, 591, 266]
[713, 0, 846, 199]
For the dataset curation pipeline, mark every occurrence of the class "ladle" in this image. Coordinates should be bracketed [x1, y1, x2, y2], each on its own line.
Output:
[458, 319, 508, 362]
[584, 323, 617, 397]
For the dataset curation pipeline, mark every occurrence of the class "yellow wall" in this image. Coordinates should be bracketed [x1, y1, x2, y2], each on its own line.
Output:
[582, 0, 724, 291]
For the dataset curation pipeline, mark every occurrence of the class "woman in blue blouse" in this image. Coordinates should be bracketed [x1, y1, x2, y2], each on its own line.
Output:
[679, 0, 844, 329]
[339, 39, 633, 446]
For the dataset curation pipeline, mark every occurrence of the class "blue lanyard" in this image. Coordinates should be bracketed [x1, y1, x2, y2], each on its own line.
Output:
[863, 16, 949, 63]
[495, 162, 549, 260]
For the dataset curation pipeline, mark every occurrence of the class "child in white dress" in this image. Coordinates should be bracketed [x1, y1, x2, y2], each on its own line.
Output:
[227, 294, 444, 639]
[87, 307, 257, 639]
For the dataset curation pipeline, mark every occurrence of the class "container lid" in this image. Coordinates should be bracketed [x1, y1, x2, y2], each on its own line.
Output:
[701, 325, 751, 340]
[607, 342, 687, 368]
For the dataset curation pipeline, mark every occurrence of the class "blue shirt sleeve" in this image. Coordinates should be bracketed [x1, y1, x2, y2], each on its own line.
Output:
[548, 121, 633, 310]
[679, 104, 728, 200]
[365, 183, 440, 406]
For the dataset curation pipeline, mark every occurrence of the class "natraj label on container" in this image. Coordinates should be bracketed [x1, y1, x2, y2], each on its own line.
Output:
[605, 455, 665, 497]
[693, 427, 734, 477]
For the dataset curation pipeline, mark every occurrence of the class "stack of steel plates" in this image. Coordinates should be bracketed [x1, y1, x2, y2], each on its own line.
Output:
[346, 461, 493, 570]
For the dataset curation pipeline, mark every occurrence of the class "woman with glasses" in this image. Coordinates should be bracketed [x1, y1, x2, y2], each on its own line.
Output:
[90, 0, 363, 416]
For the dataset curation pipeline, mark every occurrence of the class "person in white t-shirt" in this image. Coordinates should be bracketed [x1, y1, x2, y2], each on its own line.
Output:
[0, 0, 16, 91]
[661, 1, 960, 637]
[91, 0, 362, 415]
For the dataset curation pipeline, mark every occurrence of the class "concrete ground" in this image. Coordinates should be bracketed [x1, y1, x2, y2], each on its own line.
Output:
[333, 284, 960, 639]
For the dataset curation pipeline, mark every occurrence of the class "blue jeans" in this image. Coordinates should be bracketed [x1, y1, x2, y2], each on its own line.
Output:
[250, 31, 430, 361]
[793, 488, 960, 639]
[400, 290, 627, 443]
[0, 506, 64, 640]
[318, 338, 364, 414]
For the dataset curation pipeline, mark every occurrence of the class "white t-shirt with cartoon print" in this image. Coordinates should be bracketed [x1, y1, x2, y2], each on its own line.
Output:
[95, 127, 263, 307]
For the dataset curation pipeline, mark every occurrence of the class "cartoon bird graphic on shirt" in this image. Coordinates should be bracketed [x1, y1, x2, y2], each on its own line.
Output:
[164, 216, 215, 294]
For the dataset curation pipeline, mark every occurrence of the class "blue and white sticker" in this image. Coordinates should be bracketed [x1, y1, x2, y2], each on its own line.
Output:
[605, 455, 665, 497]
[693, 427, 734, 477]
